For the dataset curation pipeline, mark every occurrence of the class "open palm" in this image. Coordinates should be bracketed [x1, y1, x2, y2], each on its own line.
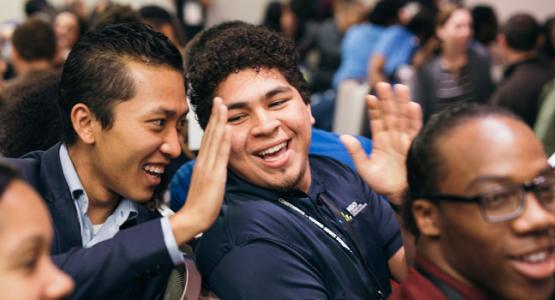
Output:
[340, 83, 422, 205]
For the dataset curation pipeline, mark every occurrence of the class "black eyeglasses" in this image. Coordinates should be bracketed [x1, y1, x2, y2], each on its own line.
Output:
[416, 168, 555, 223]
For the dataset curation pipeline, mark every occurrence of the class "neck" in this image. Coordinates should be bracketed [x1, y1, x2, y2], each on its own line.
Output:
[297, 161, 313, 193]
[505, 49, 537, 65]
[67, 143, 120, 225]
[417, 239, 473, 287]
[441, 48, 467, 72]
[14, 60, 52, 77]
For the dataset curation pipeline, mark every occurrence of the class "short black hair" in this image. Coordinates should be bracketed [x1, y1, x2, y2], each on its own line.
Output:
[503, 13, 541, 52]
[185, 21, 310, 129]
[403, 104, 520, 236]
[12, 17, 56, 61]
[0, 71, 62, 157]
[59, 22, 184, 145]
[472, 5, 498, 45]
[368, 0, 403, 26]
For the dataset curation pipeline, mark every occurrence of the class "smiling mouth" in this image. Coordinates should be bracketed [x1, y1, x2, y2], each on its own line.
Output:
[509, 246, 555, 280]
[143, 164, 165, 177]
[256, 142, 288, 161]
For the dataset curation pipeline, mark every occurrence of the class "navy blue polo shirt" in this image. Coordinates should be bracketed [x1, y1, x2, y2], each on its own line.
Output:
[196, 155, 402, 300]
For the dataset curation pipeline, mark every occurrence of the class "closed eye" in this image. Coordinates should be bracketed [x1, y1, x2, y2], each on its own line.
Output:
[269, 98, 288, 108]
[228, 113, 247, 124]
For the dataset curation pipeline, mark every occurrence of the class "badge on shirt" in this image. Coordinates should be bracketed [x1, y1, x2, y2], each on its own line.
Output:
[345, 201, 368, 218]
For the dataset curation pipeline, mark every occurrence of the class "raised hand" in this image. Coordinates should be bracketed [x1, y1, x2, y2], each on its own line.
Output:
[340, 83, 422, 204]
[170, 97, 231, 245]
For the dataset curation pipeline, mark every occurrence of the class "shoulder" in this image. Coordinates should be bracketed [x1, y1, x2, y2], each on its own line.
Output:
[195, 197, 308, 278]
[390, 268, 447, 300]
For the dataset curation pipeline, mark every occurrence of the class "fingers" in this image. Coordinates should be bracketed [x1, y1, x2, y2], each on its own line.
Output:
[196, 97, 228, 170]
[340, 134, 367, 172]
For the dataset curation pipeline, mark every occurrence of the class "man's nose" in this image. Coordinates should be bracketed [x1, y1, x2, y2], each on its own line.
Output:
[160, 128, 183, 159]
[251, 110, 280, 136]
[512, 194, 555, 235]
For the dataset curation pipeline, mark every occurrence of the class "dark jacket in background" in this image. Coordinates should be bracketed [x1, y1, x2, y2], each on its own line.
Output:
[490, 57, 555, 127]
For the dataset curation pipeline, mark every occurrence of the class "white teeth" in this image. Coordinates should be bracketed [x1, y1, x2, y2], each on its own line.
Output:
[521, 251, 548, 263]
[258, 142, 287, 156]
[143, 165, 164, 175]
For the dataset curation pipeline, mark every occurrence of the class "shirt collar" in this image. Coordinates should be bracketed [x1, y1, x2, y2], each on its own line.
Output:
[59, 144, 85, 200]
[224, 156, 325, 201]
[58, 144, 139, 219]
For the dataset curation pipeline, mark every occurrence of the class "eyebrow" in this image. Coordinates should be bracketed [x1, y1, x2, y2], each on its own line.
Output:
[148, 107, 188, 118]
[9, 235, 44, 259]
[225, 86, 293, 110]
[467, 166, 553, 189]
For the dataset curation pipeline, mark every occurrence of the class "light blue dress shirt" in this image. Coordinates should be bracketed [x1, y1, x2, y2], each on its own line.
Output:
[59, 145, 184, 264]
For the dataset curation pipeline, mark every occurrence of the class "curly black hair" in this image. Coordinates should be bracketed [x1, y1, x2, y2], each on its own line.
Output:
[185, 21, 310, 129]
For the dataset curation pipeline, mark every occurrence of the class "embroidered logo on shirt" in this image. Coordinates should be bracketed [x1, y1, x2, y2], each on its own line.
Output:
[346, 201, 368, 217]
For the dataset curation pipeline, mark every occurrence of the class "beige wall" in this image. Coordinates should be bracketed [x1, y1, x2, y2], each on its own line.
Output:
[1, 0, 553, 27]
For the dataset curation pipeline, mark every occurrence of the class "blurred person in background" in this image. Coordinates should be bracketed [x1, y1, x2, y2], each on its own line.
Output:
[54, 11, 83, 64]
[0, 163, 74, 300]
[1, 17, 57, 104]
[89, 4, 141, 31]
[491, 13, 555, 128]
[262, 1, 298, 41]
[369, 1, 436, 86]
[298, 0, 366, 94]
[139, 5, 187, 52]
[541, 16, 555, 64]
[24, 0, 56, 20]
[332, 0, 403, 89]
[412, 4, 493, 122]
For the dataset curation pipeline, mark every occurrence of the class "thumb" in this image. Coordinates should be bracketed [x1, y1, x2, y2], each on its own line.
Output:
[340, 134, 368, 170]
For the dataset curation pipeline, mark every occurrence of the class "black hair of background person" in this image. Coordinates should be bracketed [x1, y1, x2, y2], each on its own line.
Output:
[185, 21, 310, 129]
[367, 0, 404, 26]
[262, 1, 283, 33]
[471, 5, 498, 46]
[12, 17, 56, 62]
[403, 104, 520, 237]
[59, 22, 183, 145]
[0, 71, 62, 157]
[503, 13, 542, 51]
[541, 17, 555, 60]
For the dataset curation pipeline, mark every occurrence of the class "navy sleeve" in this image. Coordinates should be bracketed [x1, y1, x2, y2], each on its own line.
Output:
[53, 219, 174, 299]
[357, 176, 403, 259]
[207, 241, 329, 300]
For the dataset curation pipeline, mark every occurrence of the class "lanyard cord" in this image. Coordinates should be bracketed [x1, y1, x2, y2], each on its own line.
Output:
[277, 196, 385, 299]
[278, 198, 353, 253]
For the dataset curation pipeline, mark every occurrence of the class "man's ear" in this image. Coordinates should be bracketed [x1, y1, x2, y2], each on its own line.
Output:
[70, 103, 97, 145]
[306, 102, 315, 125]
[413, 199, 441, 237]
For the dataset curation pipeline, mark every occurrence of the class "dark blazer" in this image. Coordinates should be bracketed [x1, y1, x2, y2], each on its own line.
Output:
[4, 143, 174, 300]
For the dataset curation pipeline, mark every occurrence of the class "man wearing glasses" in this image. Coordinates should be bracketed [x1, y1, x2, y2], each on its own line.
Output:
[391, 104, 555, 299]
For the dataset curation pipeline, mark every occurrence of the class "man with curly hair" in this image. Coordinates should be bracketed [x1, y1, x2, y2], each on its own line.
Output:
[186, 21, 421, 299]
